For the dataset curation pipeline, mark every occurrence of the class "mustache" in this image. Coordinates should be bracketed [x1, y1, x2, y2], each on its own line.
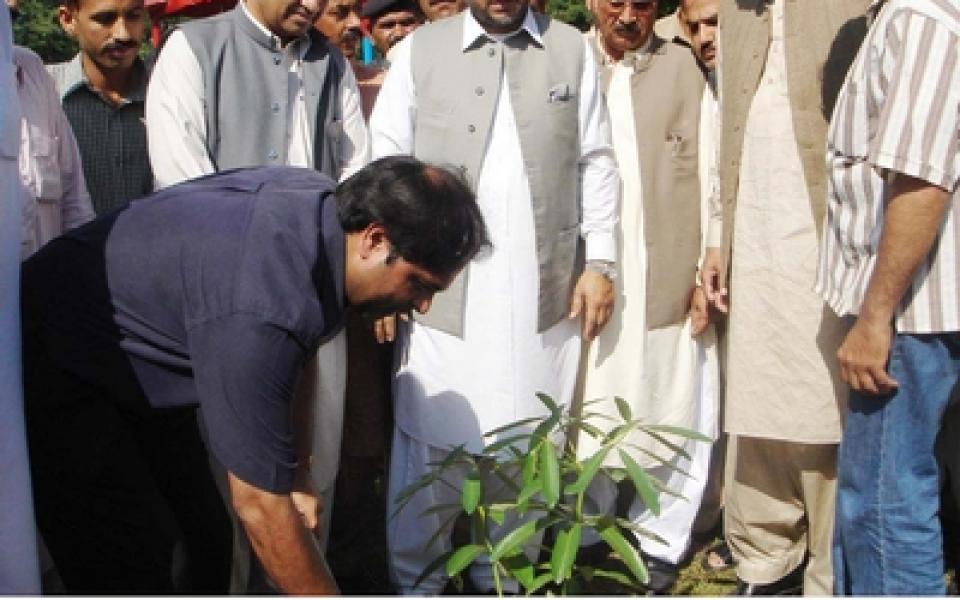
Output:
[612, 22, 639, 34]
[103, 40, 139, 52]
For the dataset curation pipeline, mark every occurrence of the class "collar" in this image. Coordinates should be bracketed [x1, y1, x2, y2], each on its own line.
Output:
[59, 52, 148, 105]
[461, 6, 543, 52]
[239, 0, 312, 52]
[587, 27, 657, 69]
[867, 0, 887, 25]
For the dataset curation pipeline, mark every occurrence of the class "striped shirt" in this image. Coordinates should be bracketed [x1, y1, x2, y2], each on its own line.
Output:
[816, 0, 960, 334]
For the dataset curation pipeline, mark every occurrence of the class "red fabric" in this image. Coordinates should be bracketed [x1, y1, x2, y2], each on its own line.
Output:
[147, 0, 238, 45]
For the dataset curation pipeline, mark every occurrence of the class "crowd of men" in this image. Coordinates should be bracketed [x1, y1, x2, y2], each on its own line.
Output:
[0, 0, 958, 595]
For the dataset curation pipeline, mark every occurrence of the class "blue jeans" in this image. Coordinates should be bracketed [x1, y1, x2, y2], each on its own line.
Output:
[834, 332, 960, 595]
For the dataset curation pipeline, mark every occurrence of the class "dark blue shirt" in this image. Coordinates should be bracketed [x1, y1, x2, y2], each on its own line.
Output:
[22, 167, 345, 493]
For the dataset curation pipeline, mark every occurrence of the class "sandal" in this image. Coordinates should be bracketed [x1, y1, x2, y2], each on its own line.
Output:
[701, 540, 736, 572]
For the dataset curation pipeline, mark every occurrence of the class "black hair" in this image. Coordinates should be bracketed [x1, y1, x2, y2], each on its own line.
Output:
[336, 156, 490, 277]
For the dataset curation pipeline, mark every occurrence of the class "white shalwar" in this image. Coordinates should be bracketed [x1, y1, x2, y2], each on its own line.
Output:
[579, 60, 719, 566]
[371, 10, 618, 593]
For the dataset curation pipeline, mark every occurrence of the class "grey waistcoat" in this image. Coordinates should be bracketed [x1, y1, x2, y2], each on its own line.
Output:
[179, 6, 345, 177]
[410, 11, 585, 337]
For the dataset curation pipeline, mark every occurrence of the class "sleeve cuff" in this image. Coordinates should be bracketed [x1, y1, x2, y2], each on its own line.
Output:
[584, 230, 616, 263]
[706, 218, 722, 249]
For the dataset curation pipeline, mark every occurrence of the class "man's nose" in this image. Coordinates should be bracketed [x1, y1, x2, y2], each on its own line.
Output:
[414, 295, 433, 315]
[345, 10, 361, 28]
[619, 3, 637, 24]
[113, 18, 134, 40]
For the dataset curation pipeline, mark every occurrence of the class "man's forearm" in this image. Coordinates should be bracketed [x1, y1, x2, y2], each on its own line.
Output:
[228, 472, 338, 595]
[857, 174, 950, 325]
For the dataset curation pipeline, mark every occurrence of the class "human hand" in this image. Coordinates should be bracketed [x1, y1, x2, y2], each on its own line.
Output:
[837, 316, 898, 395]
[569, 270, 614, 341]
[701, 247, 728, 313]
[688, 286, 710, 337]
[291, 468, 323, 535]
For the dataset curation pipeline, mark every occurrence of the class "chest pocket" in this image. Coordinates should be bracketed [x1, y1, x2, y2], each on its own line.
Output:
[23, 123, 64, 203]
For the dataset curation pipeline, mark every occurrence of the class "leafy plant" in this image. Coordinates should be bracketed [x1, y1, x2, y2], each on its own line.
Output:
[393, 392, 711, 595]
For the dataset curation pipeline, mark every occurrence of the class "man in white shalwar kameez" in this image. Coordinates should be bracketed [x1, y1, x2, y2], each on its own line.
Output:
[370, 0, 619, 591]
[577, 0, 719, 592]
[0, 2, 41, 593]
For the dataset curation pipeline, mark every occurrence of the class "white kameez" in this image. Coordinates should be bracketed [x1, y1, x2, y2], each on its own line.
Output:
[724, 0, 845, 443]
[578, 61, 719, 565]
[392, 68, 581, 452]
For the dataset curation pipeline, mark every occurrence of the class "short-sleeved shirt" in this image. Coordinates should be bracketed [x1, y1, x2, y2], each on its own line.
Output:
[816, 0, 960, 334]
[21, 166, 345, 492]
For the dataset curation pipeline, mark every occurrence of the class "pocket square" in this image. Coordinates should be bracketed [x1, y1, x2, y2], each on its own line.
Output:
[547, 83, 572, 103]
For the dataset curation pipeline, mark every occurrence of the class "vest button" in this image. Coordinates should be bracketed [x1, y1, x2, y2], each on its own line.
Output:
[475, 87, 484, 96]
[271, 102, 281, 113]
[268, 149, 279, 160]
[273, 56, 282, 65]
[467, 124, 476, 133]
[487, 47, 495, 57]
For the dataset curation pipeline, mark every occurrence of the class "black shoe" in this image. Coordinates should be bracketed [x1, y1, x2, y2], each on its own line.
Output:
[641, 553, 679, 595]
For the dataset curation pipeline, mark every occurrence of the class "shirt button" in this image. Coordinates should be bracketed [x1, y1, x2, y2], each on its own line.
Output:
[467, 124, 476, 133]
[273, 56, 282, 65]
[271, 102, 281, 113]
[475, 86, 484, 96]
[487, 47, 495, 57]
[268, 149, 279, 160]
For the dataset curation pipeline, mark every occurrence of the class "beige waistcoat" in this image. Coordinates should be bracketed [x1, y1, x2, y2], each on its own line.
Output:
[592, 35, 706, 328]
[409, 12, 585, 336]
[717, 0, 870, 286]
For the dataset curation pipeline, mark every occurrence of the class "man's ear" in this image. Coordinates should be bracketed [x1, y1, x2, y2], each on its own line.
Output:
[357, 222, 390, 259]
[58, 5, 78, 37]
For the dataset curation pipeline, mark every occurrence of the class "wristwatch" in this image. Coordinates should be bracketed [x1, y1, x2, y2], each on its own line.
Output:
[585, 260, 618, 282]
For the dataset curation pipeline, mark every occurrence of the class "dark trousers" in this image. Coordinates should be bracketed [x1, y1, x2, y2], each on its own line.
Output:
[23, 344, 233, 594]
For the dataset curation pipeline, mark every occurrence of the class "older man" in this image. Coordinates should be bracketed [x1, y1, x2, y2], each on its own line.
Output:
[578, 0, 718, 593]
[816, 1, 960, 593]
[370, 0, 619, 591]
[700, 0, 868, 594]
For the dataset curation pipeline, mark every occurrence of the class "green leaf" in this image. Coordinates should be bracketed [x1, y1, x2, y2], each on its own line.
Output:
[540, 442, 560, 509]
[483, 416, 543, 438]
[565, 448, 608, 495]
[483, 433, 532, 454]
[490, 519, 539, 561]
[461, 471, 481, 515]
[418, 502, 463, 518]
[645, 423, 714, 443]
[413, 550, 453, 591]
[489, 507, 506, 526]
[625, 443, 696, 478]
[501, 552, 536, 590]
[618, 449, 661, 516]
[535, 392, 559, 413]
[550, 523, 581, 584]
[522, 446, 539, 485]
[446, 544, 486, 577]
[598, 524, 649, 585]
[589, 567, 644, 589]
[613, 518, 668, 546]
[528, 414, 560, 451]
[424, 511, 461, 551]
[527, 572, 555, 594]
[517, 477, 542, 506]
[639, 428, 692, 461]
[614, 396, 633, 422]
